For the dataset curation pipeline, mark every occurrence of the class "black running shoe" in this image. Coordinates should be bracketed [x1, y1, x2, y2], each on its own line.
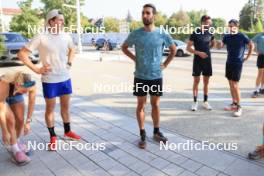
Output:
[252, 91, 259, 98]
[153, 132, 168, 143]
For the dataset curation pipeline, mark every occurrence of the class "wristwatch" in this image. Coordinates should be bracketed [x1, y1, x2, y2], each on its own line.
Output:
[67, 62, 72, 67]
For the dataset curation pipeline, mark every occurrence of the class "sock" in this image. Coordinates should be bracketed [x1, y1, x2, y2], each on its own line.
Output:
[17, 137, 21, 143]
[204, 95, 208, 102]
[194, 96, 197, 102]
[140, 129, 146, 141]
[256, 85, 261, 91]
[11, 143, 20, 155]
[154, 127, 160, 134]
[261, 84, 264, 90]
[48, 127, 56, 138]
[140, 129, 146, 136]
[63, 122, 71, 133]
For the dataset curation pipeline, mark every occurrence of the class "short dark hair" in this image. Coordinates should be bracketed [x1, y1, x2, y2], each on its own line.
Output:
[201, 15, 211, 23]
[143, 3, 157, 14]
[228, 19, 239, 26]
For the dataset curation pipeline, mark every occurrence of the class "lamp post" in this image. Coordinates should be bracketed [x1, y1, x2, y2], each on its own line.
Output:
[0, 0, 4, 32]
[63, 0, 82, 53]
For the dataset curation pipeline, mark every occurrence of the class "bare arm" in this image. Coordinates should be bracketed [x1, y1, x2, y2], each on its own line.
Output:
[216, 40, 225, 49]
[210, 39, 216, 48]
[121, 43, 136, 62]
[18, 47, 50, 74]
[24, 85, 36, 135]
[244, 41, 254, 61]
[161, 44, 176, 69]
[26, 85, 36, 121]
[68, 47, 75, 64]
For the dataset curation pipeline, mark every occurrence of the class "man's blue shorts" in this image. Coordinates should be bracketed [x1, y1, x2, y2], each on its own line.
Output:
[42, 79, 72, 99]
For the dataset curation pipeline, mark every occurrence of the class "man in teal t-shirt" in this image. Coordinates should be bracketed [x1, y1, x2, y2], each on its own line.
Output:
[122, 4, 176, 149]
[252, 32, 264, 98]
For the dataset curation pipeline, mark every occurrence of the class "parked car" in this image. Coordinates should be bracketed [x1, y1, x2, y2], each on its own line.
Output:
[163, 39, 189, 57]
[95, 38, 117, 50]
[0, 32, 39, 64]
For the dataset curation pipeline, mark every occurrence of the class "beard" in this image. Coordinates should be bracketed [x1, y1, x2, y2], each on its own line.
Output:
[202, 25, 210, 29]
[143, 18, 154, 26]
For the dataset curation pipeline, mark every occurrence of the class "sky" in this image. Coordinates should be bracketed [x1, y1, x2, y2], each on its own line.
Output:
[2, 0, 249, 21]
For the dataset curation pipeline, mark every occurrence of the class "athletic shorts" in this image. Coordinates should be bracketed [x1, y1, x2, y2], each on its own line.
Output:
[225, 62, 243, 82]
[133, 77, 163, 97]
[6, 94, 24, 105]
[192, 57, 212, 77]
[42, 79, 72, 99]
[257, 54, 264, 69]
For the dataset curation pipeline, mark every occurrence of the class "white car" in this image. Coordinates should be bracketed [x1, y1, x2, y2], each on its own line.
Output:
[163, 40, 189, 57]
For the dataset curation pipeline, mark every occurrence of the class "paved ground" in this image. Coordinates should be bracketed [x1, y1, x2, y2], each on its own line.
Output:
[0, 49, 264, 175]
[1, 93, 264, 176]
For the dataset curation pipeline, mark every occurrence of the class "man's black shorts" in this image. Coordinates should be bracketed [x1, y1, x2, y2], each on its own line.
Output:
[225, 62, 243, 82]
[257, 54, 264, 69]
[133, 77, 163, 96]
[192, 57, 212, 77]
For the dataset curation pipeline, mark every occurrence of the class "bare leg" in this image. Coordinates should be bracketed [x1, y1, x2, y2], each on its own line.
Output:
[232, 81, 241, 105]
[60, 95, 70, 123]
[10, 102, 25, 138]
[136, 96, 147, 130]
[150, 96, 160, 128]
[229, 80, 236, 103]
[45, 98, 56, 128]
[203, 76, 210, 101]
[193, 76, 200, 100]
[6, 105, 17, 145]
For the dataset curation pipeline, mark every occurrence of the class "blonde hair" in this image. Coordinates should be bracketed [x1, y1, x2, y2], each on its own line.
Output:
[1, 71, 31, 85]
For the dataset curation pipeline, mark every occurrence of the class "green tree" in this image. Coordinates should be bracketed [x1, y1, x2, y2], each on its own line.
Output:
[212, 18, 226, 28]
[103, 17, 120, 32]
[9, 0, 40, 38]
[154, 12, 167, 27]
[40, 0, 85, 27]
[239, 2, 254, 31]
[255, 0, 264, 22]
[187, 10, 207, 27]
[254, 18, 263, 32]
[166, 10, 190, 27]
[129, 20, 143, 31]
[0, 36, 6, 56]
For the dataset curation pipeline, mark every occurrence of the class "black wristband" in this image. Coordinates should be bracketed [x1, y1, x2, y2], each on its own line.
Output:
[67, 62, 72, 67]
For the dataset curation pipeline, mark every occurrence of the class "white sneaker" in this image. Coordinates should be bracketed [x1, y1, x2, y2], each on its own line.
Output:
[202, 101, 212, 110]
[191, 102, 198, 111]
[234, 106, 242, 117]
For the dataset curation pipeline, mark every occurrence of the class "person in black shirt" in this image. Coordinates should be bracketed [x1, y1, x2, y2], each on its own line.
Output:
[217, 19, 254, 117]
[187, 15, 215, 111]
